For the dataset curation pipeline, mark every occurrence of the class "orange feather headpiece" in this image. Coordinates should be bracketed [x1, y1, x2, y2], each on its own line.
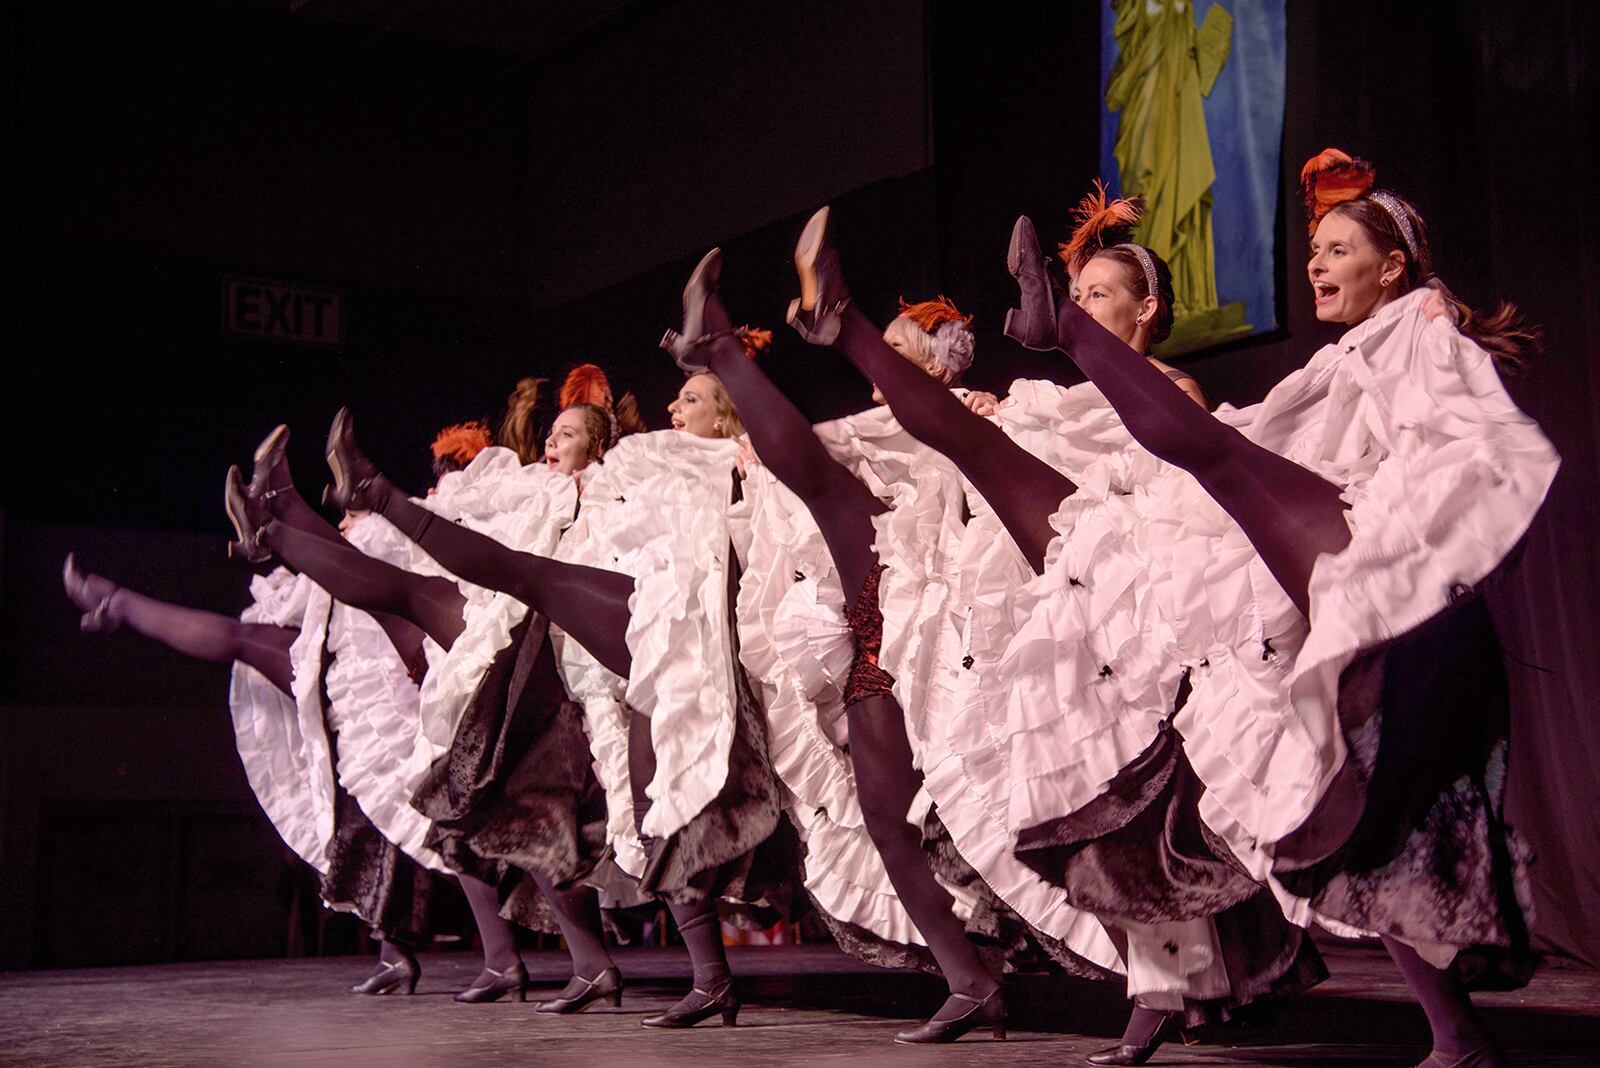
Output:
[431, 421, 493, 467]
[1058, 179, 1144, 273]
[558, 363, 614, 410]
[1299, 147, 1376, 234]
[895, 295, 972, 332]
[735, 326, 772, 359]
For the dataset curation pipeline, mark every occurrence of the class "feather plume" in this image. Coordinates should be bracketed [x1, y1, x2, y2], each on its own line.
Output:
[895, 295, 972, 333]
[558, 363, 613, 410]
[1058, 180, 1144, 272]
[1300, 147, 1376, 232]
[735, 326, 772, 359]
[431, 421, 493, 466]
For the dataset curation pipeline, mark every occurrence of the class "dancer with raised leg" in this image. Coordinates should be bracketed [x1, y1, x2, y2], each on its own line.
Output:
[230, 404, 625, 1005]
[265, 379, 791, 1030]
[660, 253, 1026, 1043]
[1000, 151, 1556, 1068]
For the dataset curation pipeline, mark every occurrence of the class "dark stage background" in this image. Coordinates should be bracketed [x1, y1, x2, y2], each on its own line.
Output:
[3, 1, 1595, 970]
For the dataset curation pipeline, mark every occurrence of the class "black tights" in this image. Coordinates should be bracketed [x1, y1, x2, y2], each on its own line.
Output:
[95, 585, 301, 696]
[628, 711, 731, 990]
[261, 520, 468, 651]
[696, 294, 994, 1000]
[351, 489, 637, 680]
[263, 481, 430, 672]
[831, 305, 1074, 575]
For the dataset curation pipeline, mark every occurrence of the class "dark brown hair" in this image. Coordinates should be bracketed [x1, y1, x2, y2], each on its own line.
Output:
[1328, 195, 1538, 373]
[1089, 246, 1177, 347]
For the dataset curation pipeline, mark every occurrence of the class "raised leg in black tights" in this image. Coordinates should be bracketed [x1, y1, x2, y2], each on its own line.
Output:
[65, 567, 300, 695]
[324, 482, 637, 680]
[259, 519, 468, 651]
[829, 304, 1074, 575]
[687, 288, 998, 1009]
[254, 474, 430, 672]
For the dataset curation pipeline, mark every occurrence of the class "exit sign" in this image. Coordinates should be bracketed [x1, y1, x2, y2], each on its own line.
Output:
[222, 275, 343, 348]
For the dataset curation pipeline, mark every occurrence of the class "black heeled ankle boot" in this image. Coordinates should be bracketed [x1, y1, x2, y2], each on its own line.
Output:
[322, 407, 385, 513]
[640, 979, 739, 1029]
[224, 464, 273, 563]
[350, 951, 419, 996]
[660, 248, 728, 373]
[534, 966, 623, 1014]
[786, 206, 852, 345]
[453, 961, 529, 1004]
[1003, 214, 1065, 351]
[894, 987, 1006, 1044]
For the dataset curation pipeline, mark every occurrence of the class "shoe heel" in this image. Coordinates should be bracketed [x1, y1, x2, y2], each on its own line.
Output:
[992, 1023, 1006, 1041]
[321, 484, 336, 508]
[607, 988, 622, 1008]
[720, 1006, 739, 1027]
[515, 985, 527, 1003]
[405, 974, 419, 995]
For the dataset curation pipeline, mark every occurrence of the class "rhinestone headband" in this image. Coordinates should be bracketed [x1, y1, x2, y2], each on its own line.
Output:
[1116, 243, 1159, 301]
[1367, 191, 1420, 262]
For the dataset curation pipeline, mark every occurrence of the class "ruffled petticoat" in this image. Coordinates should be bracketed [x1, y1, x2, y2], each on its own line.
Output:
[386, 447, 579, 806]
[941, 292, 1555, 987]
[229, 541, 451, 932]
[732, 404, 1120, 978]
[554, 431, 792, 915]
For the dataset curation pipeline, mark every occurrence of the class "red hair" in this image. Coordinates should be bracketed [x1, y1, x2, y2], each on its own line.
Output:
[1058, 179, 1144, 273]
[1299, 147, 1377, 234]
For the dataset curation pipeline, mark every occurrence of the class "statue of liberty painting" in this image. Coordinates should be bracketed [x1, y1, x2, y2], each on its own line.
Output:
[1106, 0, 1253, 353]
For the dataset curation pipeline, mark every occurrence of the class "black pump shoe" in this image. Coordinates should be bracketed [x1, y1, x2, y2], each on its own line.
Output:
[894, 988, 1006, 1044]
[224, 464, 273, 563]
[785, 206, 852, 345]
[534, 966, 623, 1014]
[1003, 214, 1064, 351]
[453, 961, 528, 1004]
[322, 408, 383, 513]
[640, 979, 739, 1029]
[1086, 1009, 1178, 1065]
[350, 954, 419, 996]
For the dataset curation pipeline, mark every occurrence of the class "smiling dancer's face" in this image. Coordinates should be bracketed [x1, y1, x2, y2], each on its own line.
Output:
[668, 374, 725, 438]
[1071, 256, 1155, 352]
[543, 407, 594, 475]
[1309, 210, 1405, 325]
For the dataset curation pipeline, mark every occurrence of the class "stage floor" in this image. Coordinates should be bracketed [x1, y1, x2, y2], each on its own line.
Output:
[3, 942, 1596, 1067]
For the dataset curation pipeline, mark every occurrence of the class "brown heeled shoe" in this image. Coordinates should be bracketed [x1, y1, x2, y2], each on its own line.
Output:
[350, 952, 419, 996]
[786, 206, 852, 345]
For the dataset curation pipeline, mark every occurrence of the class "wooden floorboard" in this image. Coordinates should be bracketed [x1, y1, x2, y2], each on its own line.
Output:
[2, 942, 1595, 1066]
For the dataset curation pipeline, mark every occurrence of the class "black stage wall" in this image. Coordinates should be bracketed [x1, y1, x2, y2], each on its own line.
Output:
[4, 1, 1596, 968]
